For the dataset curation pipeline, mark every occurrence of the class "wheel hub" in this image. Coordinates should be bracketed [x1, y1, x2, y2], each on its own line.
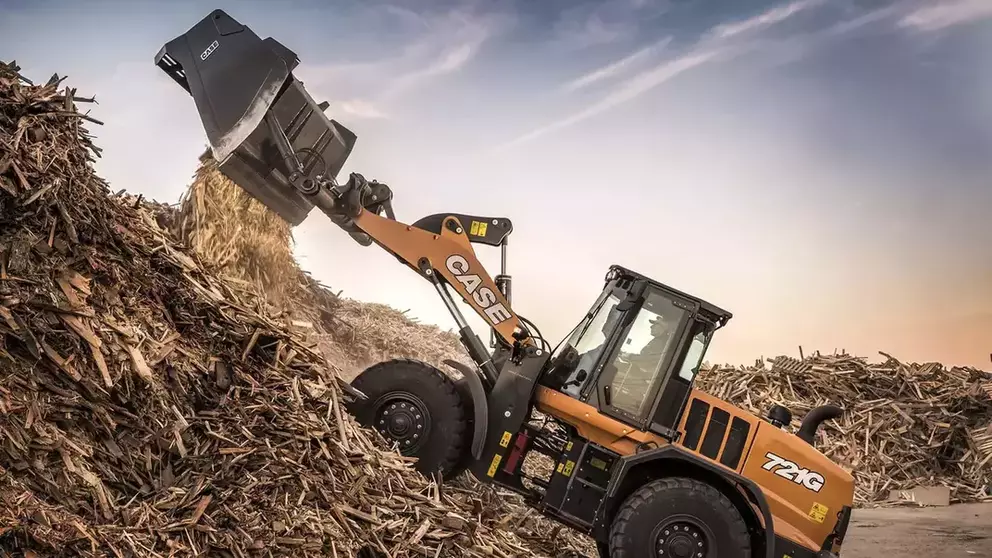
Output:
[654, 519, 710, 557]
[373, 392, 431, 454]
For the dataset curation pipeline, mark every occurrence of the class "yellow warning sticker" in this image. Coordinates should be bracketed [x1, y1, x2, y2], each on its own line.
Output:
[566, 441, 573, 451]
[562, 460, 575, 476]
[487, 454, 503, 477]
[808, 502, 828, 524]
[499, 431, 512, 448]
[470, 221, 488, 237]
[556, 462, 564, 474]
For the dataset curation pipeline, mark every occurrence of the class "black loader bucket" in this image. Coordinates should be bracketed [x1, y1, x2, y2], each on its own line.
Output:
[155, 9, 357, 226]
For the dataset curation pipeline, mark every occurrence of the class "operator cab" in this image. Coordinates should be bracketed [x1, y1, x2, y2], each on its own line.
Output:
[542, 265, 732, 439]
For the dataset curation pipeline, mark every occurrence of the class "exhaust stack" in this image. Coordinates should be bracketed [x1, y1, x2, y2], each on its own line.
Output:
[797, 405, 844, 447]
[155, 9, 357, 226]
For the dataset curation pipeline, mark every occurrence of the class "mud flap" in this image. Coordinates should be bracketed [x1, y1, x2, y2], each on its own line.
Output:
[443, 359, 488, 460]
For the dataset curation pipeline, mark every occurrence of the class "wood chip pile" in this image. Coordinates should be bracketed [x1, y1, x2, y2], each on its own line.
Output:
[0, 61, 590, 557]
[697, 352, 992, 506]
[161, 158, 472, 384]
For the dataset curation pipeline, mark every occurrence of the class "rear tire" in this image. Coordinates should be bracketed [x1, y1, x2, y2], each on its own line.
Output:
[609, 477, 751, 558]
[347, 359, 470, 479]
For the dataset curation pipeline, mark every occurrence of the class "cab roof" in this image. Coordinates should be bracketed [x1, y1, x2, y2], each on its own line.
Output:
[607, 264, 733, 326]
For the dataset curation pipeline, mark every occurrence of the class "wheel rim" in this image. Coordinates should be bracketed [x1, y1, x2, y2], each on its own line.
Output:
[371, 392, 432, 455]
[651, 514, 715, 558]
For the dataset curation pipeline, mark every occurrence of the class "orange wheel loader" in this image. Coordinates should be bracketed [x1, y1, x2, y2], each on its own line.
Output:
[157, 10, 856, 557]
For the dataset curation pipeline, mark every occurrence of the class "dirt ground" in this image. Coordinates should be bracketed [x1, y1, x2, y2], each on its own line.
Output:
[843, 503, 992, 557]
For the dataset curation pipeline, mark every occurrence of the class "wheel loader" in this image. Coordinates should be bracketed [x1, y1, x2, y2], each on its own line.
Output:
[156, 10, 855, 557]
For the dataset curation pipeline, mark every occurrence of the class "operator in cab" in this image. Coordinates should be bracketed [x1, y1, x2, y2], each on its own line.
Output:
[610, 311, 677, 415]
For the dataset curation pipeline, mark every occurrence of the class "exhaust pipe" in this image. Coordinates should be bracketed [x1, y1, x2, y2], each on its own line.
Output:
[155, 9, 357, 226]
[797, 405, 844, 447]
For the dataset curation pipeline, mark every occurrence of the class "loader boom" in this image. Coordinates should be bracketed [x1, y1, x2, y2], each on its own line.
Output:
[340, 190, 532, 379]
[354, 210, 519, 340]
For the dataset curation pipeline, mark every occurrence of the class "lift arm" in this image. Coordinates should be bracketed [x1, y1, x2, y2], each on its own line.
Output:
[311, 172, 533, 380]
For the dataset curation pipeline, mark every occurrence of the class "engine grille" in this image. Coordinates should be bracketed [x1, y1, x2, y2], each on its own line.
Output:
[680, 397, 751, 470]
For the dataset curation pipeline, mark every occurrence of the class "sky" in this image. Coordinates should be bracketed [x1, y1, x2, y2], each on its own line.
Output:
[2, 0, 990, 369]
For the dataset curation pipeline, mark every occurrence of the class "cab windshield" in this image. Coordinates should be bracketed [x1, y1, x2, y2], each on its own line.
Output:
[552, 289, 621, 397]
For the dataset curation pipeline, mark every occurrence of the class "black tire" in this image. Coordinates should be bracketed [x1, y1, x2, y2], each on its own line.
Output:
[347, 359, 470, 479]
[609, 477, 751, 558]
[450, 375, 477, 477]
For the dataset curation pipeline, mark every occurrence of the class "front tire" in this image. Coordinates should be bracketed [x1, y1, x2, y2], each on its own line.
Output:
[609, 477, 751, 558]
[347, 359, 470, 479]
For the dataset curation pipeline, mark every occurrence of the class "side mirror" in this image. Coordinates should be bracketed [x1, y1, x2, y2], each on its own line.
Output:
[564, 369, 588, 389]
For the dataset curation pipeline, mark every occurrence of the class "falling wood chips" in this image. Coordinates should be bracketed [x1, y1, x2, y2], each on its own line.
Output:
[0, 61, 591, 557]
[697, 352, 992, 507]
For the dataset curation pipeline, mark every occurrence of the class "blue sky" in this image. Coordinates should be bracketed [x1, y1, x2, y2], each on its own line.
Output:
[2, 0, 990, 368]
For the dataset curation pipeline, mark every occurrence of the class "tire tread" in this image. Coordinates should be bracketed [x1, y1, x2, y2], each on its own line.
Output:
[609, 476, 751, 558]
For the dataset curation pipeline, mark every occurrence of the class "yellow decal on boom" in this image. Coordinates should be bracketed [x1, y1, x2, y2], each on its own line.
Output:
[562, 460, 575, 476]
[499, 431, 512, 448]
[470, 221, 488, 237]
[487, 454, 503, 477]
[808, 502, 828, 524]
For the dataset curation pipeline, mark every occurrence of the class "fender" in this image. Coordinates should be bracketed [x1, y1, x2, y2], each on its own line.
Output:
[594, 444, 776, 558]
[443, 359, 488, 460]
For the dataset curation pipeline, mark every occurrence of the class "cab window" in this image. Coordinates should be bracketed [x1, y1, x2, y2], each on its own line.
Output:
[677, 328, 712, 382]
[560, 293, 621, 397]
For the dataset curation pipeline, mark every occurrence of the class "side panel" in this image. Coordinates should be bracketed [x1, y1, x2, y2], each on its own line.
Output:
[538, 384, 854, 554]
[533, 386, 669, 456]
[676, 389, 855, 551]
[741, 421, 855, 549]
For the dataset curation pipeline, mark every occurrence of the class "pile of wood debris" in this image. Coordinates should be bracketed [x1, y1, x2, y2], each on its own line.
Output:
[164, 155, 472, 382]
[698, 352, 992, 506]
[0, 61, 590, 557]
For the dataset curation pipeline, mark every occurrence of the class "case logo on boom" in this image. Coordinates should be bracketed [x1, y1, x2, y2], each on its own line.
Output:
[445, 255, 512, 326]
[762, 452, 825, 493]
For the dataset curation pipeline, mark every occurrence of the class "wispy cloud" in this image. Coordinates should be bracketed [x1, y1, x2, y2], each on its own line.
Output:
[378, 20, 494, 101]
[708, 0, 824, 40]
[561, 36, 672, 92]
[496, 49, 719, 150]
[300, 5, 510, 120]
[493, 0, 821, 151]
[897, 0, 992, 32]
[550, 0, 672, 51]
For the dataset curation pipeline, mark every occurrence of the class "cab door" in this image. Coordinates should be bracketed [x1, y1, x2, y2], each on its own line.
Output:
[594, 286, 697, 436]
